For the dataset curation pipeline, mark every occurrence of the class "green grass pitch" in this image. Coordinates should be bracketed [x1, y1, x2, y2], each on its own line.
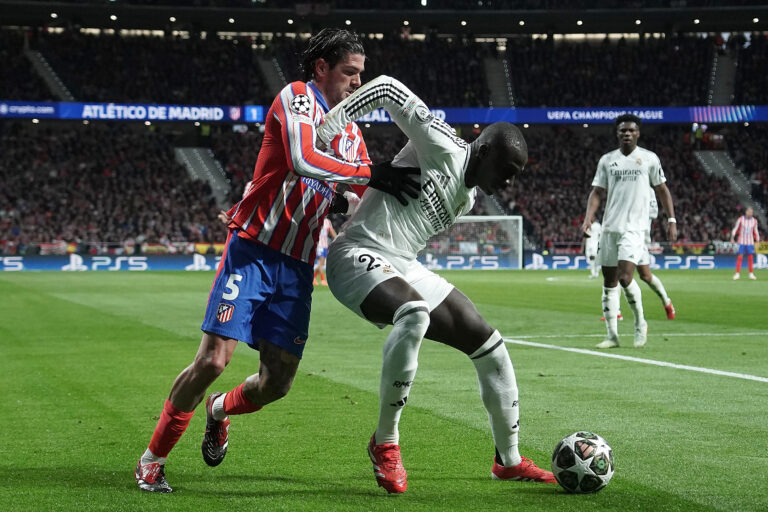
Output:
[1, 269, 766, 511]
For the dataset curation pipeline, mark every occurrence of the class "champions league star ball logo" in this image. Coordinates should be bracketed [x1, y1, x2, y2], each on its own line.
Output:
[290, 94, 312, 116]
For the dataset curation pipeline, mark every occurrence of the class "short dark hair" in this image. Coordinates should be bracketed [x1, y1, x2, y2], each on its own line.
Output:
[301, 28, 365, 82]
[615, 113, 642, 127]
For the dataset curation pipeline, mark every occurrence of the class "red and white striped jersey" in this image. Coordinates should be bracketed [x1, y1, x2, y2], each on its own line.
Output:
[226, 81, 371, 264]
[732, 215, 760, 245]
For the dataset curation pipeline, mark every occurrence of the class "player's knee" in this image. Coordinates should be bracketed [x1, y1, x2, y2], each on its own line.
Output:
[393, 300, 431, 338]
[258, 376, 294, 403]
[193, 356, 227, 379]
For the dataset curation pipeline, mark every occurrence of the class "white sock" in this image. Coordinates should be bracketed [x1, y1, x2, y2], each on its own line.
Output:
[470, 331, 521, 467]
[212, 393, 227, 421]
[140, 448, 167, 466]
[647, 274, 670, 305]
[375, 300, 430, 446]
[602, 286, 620, 339]
[622, 279, 645, 326]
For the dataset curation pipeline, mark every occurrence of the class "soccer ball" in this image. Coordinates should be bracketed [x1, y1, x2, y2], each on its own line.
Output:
[551, 431, 614, 493]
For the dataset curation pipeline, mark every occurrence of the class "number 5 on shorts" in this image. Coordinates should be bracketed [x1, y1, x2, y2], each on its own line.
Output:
[222, 274, 243, 300]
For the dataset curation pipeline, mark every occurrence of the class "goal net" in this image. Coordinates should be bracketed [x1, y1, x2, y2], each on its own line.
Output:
[417, 215, 523, 270]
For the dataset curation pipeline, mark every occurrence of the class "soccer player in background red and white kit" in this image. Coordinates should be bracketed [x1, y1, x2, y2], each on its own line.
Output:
[134, 28, 419, 493]
[731, 207, 760, 280]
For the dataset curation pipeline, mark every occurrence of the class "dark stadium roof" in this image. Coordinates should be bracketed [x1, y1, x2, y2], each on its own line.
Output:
[0, 0, 766, 35]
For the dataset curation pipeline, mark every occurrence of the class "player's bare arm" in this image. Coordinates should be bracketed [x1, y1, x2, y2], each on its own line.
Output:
[653, 183, 677, 242]
[582, 186, 605, 236]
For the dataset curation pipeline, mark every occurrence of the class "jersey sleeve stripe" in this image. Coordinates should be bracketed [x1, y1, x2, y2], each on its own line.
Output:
[343, 79, 409, 120]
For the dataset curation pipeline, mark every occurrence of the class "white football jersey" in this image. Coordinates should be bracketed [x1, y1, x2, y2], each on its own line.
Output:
[585, 220, 601, 254]
[592, 146, 666, 233]
[319, 76, 476, 258]
[646, 186, 659, 234]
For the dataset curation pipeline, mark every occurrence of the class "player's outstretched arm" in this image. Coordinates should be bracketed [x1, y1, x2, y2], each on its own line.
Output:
[653, 183, 677, 242]
[319, 75, 446, 155]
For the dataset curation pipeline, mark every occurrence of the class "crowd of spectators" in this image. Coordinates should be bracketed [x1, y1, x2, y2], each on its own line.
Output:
[32, 30, 274, 105]
[0, 120, 753, 255]
[487, 125, 743, 250]
[507, 34, 714, 107]
[0, 122, 226, 255]
[271, 33, 492, 107]
[724, 123, 768, 212]
[733, 32, 768, 105]
[0, 29, 55, 101]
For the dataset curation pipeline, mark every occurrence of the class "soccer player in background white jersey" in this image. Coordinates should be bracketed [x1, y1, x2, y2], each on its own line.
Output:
[583, 219, 602, 279]
[317, 75, 556, 494]
[731, 206, 760, 280]
[635, 188, 676, 318]
[581, 114, 677, 349]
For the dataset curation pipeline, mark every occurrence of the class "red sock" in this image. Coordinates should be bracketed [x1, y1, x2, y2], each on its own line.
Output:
[224, 382, 262, 415]
[748, 254, 754, 273]
[147, 400, 195, 458]
[736, 254, 743, 273]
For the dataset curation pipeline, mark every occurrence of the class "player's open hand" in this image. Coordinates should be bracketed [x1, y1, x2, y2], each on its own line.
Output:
[368, 161, 421, 206]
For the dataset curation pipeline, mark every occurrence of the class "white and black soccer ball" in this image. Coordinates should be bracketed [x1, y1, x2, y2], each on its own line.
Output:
[551, 431, 614, 493]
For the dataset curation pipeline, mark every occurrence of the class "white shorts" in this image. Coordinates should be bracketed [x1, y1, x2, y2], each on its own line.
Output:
[636, 230, 652, 266]
[598, 230, 645, 267]
[326, 233, 454, 324]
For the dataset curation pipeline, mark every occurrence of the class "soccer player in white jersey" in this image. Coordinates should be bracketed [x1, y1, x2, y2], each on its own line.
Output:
[581, 114, 677, 349]
[635, 189, 676, 318]
[583, 219, 602, 279]
[317, 75, 556, 494]
[730, 207, 760, 280]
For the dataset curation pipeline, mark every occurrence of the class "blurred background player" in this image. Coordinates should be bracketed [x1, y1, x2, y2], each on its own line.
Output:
[319, 75, 556, 494]
[134, 29, 419, 493]
[731, 207, 759, 280]
[582, 114, 677, 349]
[603, 189, 676, 321]
[636, 187, 676, 318]
[583, 218, 602, 279]
[313, 217, 337, 285]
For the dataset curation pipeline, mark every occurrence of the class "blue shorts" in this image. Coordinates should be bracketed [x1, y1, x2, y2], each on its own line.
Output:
[201, 231, 314, 359]
[316, 247, 329, 259]
[738, 244, 755, 255]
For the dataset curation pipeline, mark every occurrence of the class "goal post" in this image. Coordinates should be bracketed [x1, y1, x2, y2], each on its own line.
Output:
[417, 215, 524, 270]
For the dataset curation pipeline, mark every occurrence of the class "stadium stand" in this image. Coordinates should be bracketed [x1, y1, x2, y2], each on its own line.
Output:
[33, 30, 274, 105]
[1, 14, 764, 252]
[0, 122, 226, 255]
[0, 29, 55, 101]
[733, 31, 768, 104]
[485, 125, 743, 251]
[506, 34, 714, 107]
[725, 123, 768, 211]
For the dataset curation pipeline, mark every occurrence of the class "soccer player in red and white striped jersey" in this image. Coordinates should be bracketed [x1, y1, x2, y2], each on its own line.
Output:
[135, 29, 419, 493]
[731, 207, 760, 280]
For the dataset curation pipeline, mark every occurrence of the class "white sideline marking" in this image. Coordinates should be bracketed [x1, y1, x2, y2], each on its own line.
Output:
[504, 338, 768, 383]
[512, 332, 768, 339]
